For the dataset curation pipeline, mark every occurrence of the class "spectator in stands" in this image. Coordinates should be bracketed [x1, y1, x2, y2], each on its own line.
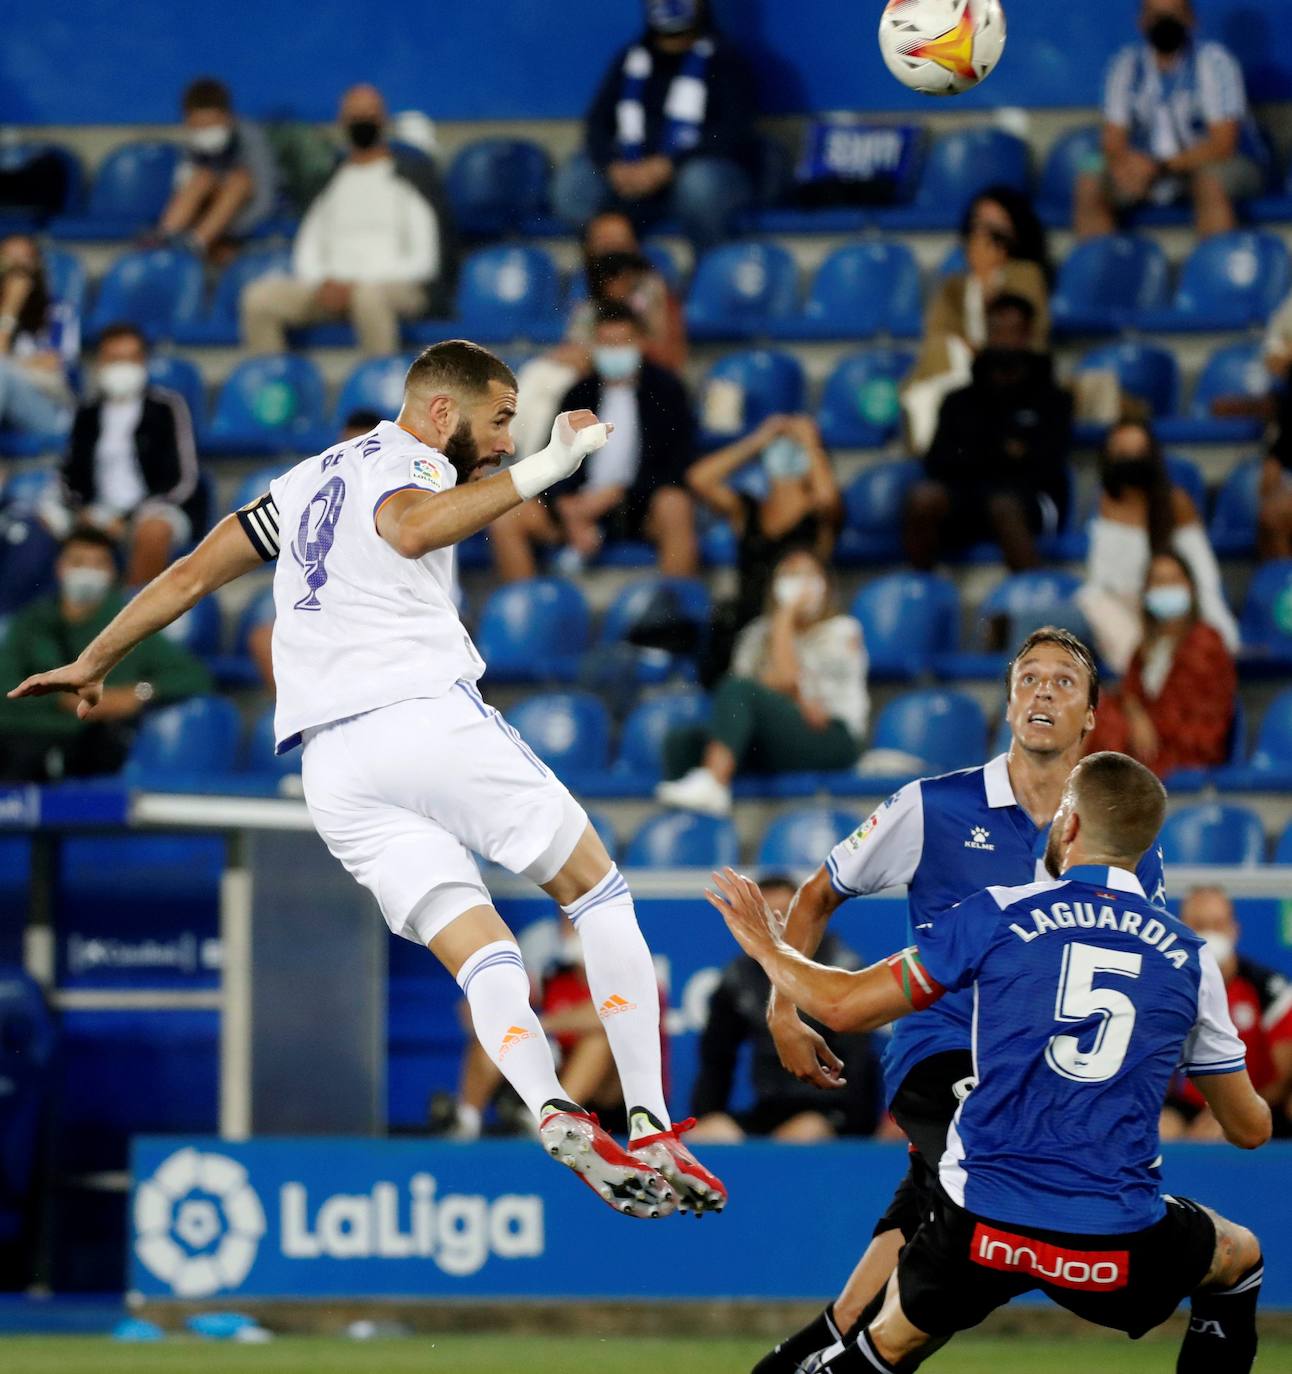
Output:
[0, 233, 77, 440]
[155, 77, 278, 259]
[657, 548, 866, 816]
[0, 527, 211, 782]
[904, 294, 1072, 573]
[686, 412, 841, 680]
[57, 323, 201, 587]
[240, 84, 457, 356]
[689, 875, 878, 1144]
[490, 301, 697, 580]
[511, 212, 687, 458]
[1074, 0, 1264, 240]
[902, 186, 1051, 454]
[553, 0, 756, 249]
[1083, 551, 1236, 778]
[1256, 301, 1292, 558]
[1076, 418, 1239, 671]
[1161, 886, 1292, 1140]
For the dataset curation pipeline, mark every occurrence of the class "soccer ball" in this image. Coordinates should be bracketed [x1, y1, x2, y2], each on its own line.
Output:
[878, 0, 1007, 96]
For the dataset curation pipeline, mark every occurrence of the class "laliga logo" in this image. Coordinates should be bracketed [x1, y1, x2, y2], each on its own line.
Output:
[134, 1148, 266, 1298]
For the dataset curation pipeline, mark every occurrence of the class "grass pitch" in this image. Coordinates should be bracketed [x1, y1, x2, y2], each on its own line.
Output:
[4, 1333, 1292, 1374]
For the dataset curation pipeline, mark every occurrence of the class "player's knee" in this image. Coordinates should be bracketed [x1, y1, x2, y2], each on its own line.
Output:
[1205, 1213, 1261, 1289]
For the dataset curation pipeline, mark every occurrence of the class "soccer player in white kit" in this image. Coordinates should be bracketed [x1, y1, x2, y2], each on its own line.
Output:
[9, 341, 727, 1219]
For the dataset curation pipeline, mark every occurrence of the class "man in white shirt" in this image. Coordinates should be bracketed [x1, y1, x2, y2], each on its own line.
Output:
[9, 340, 726, 1221]
[240, 84, 457, 355]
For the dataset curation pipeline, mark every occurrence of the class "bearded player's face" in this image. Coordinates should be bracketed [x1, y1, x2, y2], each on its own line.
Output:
[442, 380, 518, 483]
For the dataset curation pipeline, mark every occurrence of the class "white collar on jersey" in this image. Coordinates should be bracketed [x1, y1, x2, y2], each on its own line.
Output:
[982, 753, 1016, 809]
[1061, 863, 1147, 898]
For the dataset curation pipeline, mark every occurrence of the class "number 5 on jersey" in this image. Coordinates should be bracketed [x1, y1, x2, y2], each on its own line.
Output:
[292, 477, 346, 611]
[1046, 942, 1142, 1084]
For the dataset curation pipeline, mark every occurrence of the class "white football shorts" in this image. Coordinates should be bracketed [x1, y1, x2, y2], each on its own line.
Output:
[300, 682, 589, 945]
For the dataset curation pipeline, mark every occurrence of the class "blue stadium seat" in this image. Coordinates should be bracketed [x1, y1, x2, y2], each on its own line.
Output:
[850, 572, 959, 680]
[475, 577, 590, 682]
[877, 129, 1030, 230]
[158, 595, 222, 657]
[43, 246, 87, 316]
[757, 807, 859, 868]
[836, 459, 922, 563]
[871, 689, 987, 775]
[1137, 232, 1292, 330]
[1214, 690, 1292, 791]
[447, 245, 562, 342]
[86, 247, 204, 343]
[1276, 822, 1292, 864]
[1239, 560, 1292, 666]
[446, 138, 551, 237]
[1075, 342, 1178, 419]
[599, 576, 711, 644]
[51, 140, 180, 239]
[1, 465, 59, 510]
[1050, 235, 1170, 333]
[685, 242, 798, 340]
[229, 465, 291, 514]
[123, 695, 242, 787]
[938, 571, 1082, 679]
[817, 349, 914, 449]
[1159, 341, 1271, 445]
[174, 247, 291, 346]
[147, 355, 205, 427]
[243, 705, 299, 779]
[698, 350, 806, 445]
[583, 809, 619, 862]
[626, 812, 739, 869]
[206, 355, 327, 456]
[771, 243, 921, 340]
[1209, 456, 1262, 556]
[333, 354, 415, 425]
[508, 691, 611, 777]
[1163, 454, 1206, 515]
[1157, 803, 1265, 866]
[1037, 125, 1102, 224]
[614, 689, 709, 787]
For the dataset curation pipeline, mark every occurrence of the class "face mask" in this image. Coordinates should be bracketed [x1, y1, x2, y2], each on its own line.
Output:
[978, 347, 1037, 389]
[1146, 15, 1189, 54]
[773, 572, 825, 616]
[594, 345, 641, 382]
[1201, 931, 1235, 965]
[762, 436, 811, 481]
[646, 0, 699, 34]
[59, 565, 112, 608]
[346, 120, 383, 151]
[187, 124, 232, 156]
[1145, 584, 1192, 621]
[1100, 456, 1158, 496]
[98, 360, 148, 401]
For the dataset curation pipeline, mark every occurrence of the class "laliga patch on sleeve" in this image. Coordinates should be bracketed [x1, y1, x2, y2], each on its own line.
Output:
[843, 811, 881, 852]
[410, 455, 446, 491]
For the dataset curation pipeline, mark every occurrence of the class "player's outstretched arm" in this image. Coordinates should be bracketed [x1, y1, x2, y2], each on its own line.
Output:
[707, 868, 938, 1033]
[1192, 1070, 1273, 1150]
[7, 514, 262, 718]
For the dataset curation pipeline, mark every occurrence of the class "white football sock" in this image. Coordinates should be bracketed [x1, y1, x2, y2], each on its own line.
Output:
[455, 941, 567, 1123]
[562, 867, 670, 1130]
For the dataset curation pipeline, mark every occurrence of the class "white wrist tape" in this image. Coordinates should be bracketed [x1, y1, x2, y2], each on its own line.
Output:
[510, 412, 610, 501]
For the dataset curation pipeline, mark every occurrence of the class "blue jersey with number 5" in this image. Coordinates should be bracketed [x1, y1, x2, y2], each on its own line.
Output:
[917, 864, 1246, 1234]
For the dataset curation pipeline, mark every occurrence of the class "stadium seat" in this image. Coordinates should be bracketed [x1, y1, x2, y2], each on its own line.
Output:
[206, 355, 328, 456]
[686, 242, 798, 340]
[836, 459, 922, 563]
[1, 465, 59, 509]
[158, 595, 221, 657]
[50, 140, 179, 239]
[508, 691, 611, 776]
[850, 572, 959, 680]
[43, 246, 87, 316]
[174, 247, 291, 346]
[475, 577, 590, 682]
[1163, 454, 1206, 515]
[442, 245, 562, 343]
[1276, 822, 1292, 864]
[615, 689, 710, 787]
[228, 465, 291, 515]
[86, 247, 204, 343]
[123, 695, 242, 787]
[626, 812, 739, 869]
[817, 349, 914, 449]
[1157, 803, 1266, 866]
[1209, 456, 1263, 556]
[446, 138, 551, 237]
[1050, 235, 1170, 333]
[877, 129, 1030, 230]
[757, 806, 859, 868]
[583, 809, 619, 862]
[1158, 341, 1271, 445]
[1075, 341, 1178, 420]
[147, 355, 205, 427]
[698, 349, 806, 445]
[1239, 560, 1292, 666]
[1037, 125, 1102, 224]
[771, 243, 921, 340]
[244, 705, 299, 778]
[870, 689, 987, 775]
[1214, 690, 1292, 791]
[938, 570, 1082, 679]
[1136, 231, 1292, 331]
[333, 354, 415, 426]
[598, 576, 711, 682]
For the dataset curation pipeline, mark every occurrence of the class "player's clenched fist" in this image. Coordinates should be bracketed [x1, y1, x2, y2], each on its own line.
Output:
[509, 410, 614, 501]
